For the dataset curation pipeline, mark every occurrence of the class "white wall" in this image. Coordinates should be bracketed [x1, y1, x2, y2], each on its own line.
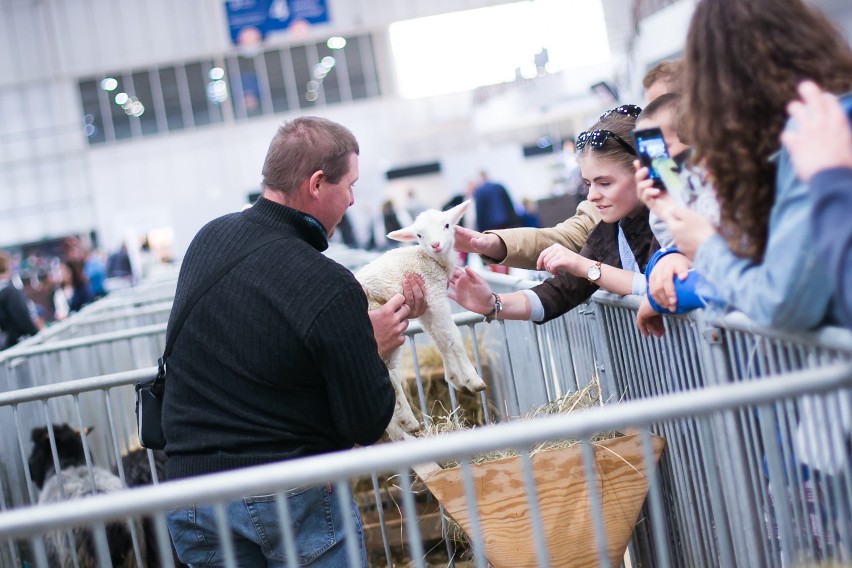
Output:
[0, 0, 618, 257]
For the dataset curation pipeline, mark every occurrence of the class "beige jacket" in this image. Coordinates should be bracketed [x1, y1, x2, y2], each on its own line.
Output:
[483, 200, 601, 269]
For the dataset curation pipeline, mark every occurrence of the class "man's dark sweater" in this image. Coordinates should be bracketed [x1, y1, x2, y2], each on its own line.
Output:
[163, 197, 395, 480]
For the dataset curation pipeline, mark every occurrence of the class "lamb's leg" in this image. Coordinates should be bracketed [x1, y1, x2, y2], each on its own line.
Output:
[384, 349, 421, 441]
[419, 300, 486, 393]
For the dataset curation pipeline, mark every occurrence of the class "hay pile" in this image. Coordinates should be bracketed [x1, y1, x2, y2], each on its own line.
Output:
[399, 336, 496, 428]
[421, 379, 623, 469]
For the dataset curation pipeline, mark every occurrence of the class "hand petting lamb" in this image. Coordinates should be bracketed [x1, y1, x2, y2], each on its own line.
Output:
[28, 424, 144, 568]
[355, 200, 486, 440]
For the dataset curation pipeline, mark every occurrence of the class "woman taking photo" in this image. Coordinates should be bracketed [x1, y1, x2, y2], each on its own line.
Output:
[658, 0, 852, 330]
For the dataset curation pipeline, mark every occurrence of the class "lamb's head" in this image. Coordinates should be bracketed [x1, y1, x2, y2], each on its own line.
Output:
[28, 424, 93, 489]
[387, 200, 470, 264]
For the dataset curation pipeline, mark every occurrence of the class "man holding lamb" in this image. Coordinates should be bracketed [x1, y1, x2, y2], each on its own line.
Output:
[161, 116, 424, 567]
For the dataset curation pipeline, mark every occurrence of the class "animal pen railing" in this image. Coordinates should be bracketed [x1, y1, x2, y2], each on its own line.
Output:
[0, 270, 849, 567]
[0, 364, 848, 568]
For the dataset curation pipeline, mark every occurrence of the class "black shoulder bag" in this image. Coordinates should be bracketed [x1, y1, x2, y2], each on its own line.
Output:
[135, 232, 289, 449]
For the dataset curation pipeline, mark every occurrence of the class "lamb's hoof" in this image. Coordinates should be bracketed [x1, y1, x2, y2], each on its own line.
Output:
[403, 419, 422, 434]
[385, 424, 407, 441]
[462, 378, 487, 393]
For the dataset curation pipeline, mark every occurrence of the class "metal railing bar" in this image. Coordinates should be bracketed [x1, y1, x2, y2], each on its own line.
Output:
[0, 363, 847, 539]
[0, 368, 156, 406]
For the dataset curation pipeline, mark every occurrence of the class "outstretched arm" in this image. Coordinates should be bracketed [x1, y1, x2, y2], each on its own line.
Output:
[454, 201, 600, 269]
[453, 226, 508, 262]
[447, 266, 531, 320]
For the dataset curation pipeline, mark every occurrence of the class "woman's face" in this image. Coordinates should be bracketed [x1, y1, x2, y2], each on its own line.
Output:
[580, 154, 643, 223]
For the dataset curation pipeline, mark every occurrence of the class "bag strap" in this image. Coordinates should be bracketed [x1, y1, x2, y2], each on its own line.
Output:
[156, 232, 289, 384]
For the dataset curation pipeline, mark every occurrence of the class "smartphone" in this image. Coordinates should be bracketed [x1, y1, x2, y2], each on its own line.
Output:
[633, 127, 670, 189]
[633, 127, 686, 206]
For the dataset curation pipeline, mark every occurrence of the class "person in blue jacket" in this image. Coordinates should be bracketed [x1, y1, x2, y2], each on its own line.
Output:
[472, 171, 521, 232]
[782, 80, 852, 329]
[656, 0, 852, 331]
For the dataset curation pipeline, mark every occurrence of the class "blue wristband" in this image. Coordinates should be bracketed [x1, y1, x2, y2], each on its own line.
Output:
[645, 248, 723, 314]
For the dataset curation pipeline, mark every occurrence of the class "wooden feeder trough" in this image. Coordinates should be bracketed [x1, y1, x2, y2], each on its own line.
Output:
[414, 433, 666, 567]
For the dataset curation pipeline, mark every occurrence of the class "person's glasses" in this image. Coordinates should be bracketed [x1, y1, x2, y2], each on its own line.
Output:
[575, 129, 637, 155]
[599, 104, 642, 121]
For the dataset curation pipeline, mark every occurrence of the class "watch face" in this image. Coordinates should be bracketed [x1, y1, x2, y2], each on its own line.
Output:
[587, 264, 602, 281]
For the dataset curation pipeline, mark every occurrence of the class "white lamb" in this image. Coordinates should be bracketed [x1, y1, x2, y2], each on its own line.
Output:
[355, 200, 487, 440]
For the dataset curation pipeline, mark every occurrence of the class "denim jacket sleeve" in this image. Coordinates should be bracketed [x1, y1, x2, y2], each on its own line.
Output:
[693, 145, 832, 331]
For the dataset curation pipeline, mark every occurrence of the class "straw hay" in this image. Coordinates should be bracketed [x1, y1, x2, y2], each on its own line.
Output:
[420, 378, 623, 468]
[399, 336, 497, 429]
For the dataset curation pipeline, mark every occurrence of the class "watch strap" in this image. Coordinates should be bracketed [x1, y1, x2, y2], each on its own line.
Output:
[484, 293, 502, 322]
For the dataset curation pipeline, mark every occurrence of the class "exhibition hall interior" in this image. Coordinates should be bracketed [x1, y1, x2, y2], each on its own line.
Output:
[1, 1, 852, 567]
[2, 0, 845, 272]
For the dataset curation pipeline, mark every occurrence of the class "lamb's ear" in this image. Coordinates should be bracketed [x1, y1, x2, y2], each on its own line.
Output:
[446, 200, 471, 225]
[387, 227, 418, 242]
[31, 427, 47, 443]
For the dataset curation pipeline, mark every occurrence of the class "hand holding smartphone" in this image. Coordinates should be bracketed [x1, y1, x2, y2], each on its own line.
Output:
[633, 127, 686, 206]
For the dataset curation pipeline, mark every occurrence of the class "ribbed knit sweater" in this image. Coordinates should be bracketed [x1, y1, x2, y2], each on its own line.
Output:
[163, 197, 395, 480]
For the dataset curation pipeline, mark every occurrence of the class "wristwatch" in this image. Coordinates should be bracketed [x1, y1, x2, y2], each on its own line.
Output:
[587, 261, 603, 284]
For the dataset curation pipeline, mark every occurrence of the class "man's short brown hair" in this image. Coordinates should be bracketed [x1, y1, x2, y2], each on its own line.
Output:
[642, 59, 684, 93]
[261, 116, 359, 196]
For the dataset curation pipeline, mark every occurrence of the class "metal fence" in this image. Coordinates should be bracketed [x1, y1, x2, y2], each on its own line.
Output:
[0, 268, 850, 567]
[0, 363, 848, 568]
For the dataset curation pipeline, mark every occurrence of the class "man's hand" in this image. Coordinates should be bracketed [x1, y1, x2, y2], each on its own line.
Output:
[636, 297, 666, 338]
[401, 273, 427, 318]
[648, 252, 691, 312]
[781, 80, 852, 181]
[369, 295, 411, 359]
[454, 226, 508, 261]
[368, 275, 427, 359]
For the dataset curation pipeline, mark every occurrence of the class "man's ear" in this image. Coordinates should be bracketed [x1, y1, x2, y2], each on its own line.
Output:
[308, 170, 324, 199]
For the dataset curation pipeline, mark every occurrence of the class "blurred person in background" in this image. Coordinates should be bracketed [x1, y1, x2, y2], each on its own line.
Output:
[57, 258, 94, 315]
[472, 170, 522, 274]
[0, 251, 40, 349]
[84, 248, 108, 299]
[472, 170, 521, 232]
[518, 198, 540, 228]
[107, 243, 133, 279]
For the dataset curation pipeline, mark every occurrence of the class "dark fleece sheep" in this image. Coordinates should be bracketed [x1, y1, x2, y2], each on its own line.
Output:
[28, 424, 145, 568]
[115, 447, 185, 568]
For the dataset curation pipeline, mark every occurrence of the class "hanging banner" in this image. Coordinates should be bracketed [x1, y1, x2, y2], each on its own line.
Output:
[224, 0, 329, 44]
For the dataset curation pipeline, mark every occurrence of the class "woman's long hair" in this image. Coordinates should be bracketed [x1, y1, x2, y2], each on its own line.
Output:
[683, 0, 852, 261]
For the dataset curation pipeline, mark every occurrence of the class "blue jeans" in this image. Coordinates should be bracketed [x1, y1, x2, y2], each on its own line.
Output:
[166, 483, 367, 567]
